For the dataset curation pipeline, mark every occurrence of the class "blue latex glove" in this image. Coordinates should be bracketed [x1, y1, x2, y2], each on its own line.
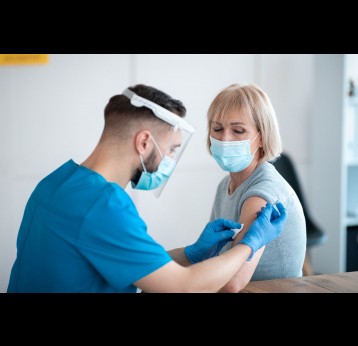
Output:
[184, 219, 242, 264]
[239, 202, 287, 260]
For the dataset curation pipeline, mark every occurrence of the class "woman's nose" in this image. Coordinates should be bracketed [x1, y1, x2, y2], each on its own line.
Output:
[221, 129, 233, 142]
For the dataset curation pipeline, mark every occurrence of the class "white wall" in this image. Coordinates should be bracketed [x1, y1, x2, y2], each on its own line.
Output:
[259, 54, 315, 204]
[0, 54, 315, 291]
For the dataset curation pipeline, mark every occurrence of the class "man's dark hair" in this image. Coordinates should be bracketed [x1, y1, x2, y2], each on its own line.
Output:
[103, 84, 186, 139]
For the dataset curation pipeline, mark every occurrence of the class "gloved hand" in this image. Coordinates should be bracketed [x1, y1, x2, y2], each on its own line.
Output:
[184, 219, 242, 264]
[239, 202, 287, 260]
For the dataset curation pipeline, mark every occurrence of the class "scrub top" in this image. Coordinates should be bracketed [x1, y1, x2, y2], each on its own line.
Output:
[7, 160, 172, 293]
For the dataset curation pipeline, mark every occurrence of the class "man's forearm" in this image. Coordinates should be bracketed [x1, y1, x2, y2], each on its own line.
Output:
[167, 248, 192, 267]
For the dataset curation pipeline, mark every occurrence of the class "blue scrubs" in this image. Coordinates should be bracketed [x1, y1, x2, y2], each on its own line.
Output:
[7, 160, 172, 293]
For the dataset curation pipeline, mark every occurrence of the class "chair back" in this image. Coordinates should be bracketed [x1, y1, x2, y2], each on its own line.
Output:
[271, 153, 327, 247]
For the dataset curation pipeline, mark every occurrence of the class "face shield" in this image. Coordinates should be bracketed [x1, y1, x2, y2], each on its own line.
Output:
[122, 88, 196, 197]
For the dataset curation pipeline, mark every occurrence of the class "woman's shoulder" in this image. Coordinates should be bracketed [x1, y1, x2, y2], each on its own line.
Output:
[216, 174, 230, 191]
[242, 162, 288, 203]
[251, 162, 283, 184]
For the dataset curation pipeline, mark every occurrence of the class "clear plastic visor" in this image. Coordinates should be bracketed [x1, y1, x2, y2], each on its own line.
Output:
[122, 88, 195, 197]
[152, 127, 193, 197]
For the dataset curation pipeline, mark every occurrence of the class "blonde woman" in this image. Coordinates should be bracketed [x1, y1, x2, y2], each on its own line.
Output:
[208, 84, 306, 292]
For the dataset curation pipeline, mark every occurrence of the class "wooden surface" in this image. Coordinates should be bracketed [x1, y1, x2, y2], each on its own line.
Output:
[241, 272, 358, 293]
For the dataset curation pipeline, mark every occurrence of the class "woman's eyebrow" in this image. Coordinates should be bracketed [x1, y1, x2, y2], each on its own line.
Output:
[211, 121, 247, 126]
[230, 122, 246, 126]
[211, 120, 246, 126]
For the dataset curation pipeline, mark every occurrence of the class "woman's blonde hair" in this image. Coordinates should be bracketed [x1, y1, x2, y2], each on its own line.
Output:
[207, 83, 282, 164]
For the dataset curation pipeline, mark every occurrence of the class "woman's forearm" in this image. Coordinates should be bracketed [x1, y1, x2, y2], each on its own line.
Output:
[167, 247, 192, 267]
[182, 244, 251, 292]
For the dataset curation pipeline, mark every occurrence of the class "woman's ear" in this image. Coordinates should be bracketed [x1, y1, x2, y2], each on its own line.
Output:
[259, 132, 263, 148]
[134, 130, 151, 156]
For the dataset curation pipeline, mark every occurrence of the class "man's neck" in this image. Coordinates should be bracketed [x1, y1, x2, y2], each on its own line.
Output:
[81, 144, 134, 189]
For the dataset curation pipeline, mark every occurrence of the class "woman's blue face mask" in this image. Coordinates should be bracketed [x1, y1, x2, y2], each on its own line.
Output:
[210, 132, 260, 172]
[131, 135, 176, 191]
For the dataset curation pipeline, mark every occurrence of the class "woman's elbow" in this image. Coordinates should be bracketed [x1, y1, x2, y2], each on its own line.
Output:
[221, 278, 250, 293]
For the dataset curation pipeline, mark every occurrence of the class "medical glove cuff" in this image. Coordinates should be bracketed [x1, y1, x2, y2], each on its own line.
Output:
[184, 245, 201, 264]
[238, 235, 259, 261]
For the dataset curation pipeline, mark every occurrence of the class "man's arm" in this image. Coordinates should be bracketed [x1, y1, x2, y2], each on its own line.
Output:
[167, 217, 247, 267]
[219, 196, 268, 293]
[135, 243, 252, 293]
[135, 203, 286, 293]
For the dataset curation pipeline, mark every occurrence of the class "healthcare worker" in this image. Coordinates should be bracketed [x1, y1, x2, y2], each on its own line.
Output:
[7, 84, 287, 293]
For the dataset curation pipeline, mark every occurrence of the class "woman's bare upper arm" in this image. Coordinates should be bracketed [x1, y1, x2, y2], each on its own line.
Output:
[232, 196, 268, 246]
[218, 196, 268, 291]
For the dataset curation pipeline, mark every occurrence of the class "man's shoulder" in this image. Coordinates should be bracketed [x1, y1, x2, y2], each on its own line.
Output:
[85, 184, 144, 230]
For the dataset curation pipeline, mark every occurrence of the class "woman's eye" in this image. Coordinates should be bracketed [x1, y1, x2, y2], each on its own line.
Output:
[212, 128, 223, 132]
[234, 129, 244, 134]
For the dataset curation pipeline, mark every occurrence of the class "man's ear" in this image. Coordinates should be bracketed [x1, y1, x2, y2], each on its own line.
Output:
[134, 130, 151, 156]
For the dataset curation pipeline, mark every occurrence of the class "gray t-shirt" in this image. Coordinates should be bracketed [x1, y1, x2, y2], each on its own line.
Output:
[210, 162, 306, 280]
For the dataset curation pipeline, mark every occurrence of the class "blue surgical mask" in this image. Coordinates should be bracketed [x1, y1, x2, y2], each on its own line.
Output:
[210, 132, 260, 172]
[132, 135, 177, 190]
